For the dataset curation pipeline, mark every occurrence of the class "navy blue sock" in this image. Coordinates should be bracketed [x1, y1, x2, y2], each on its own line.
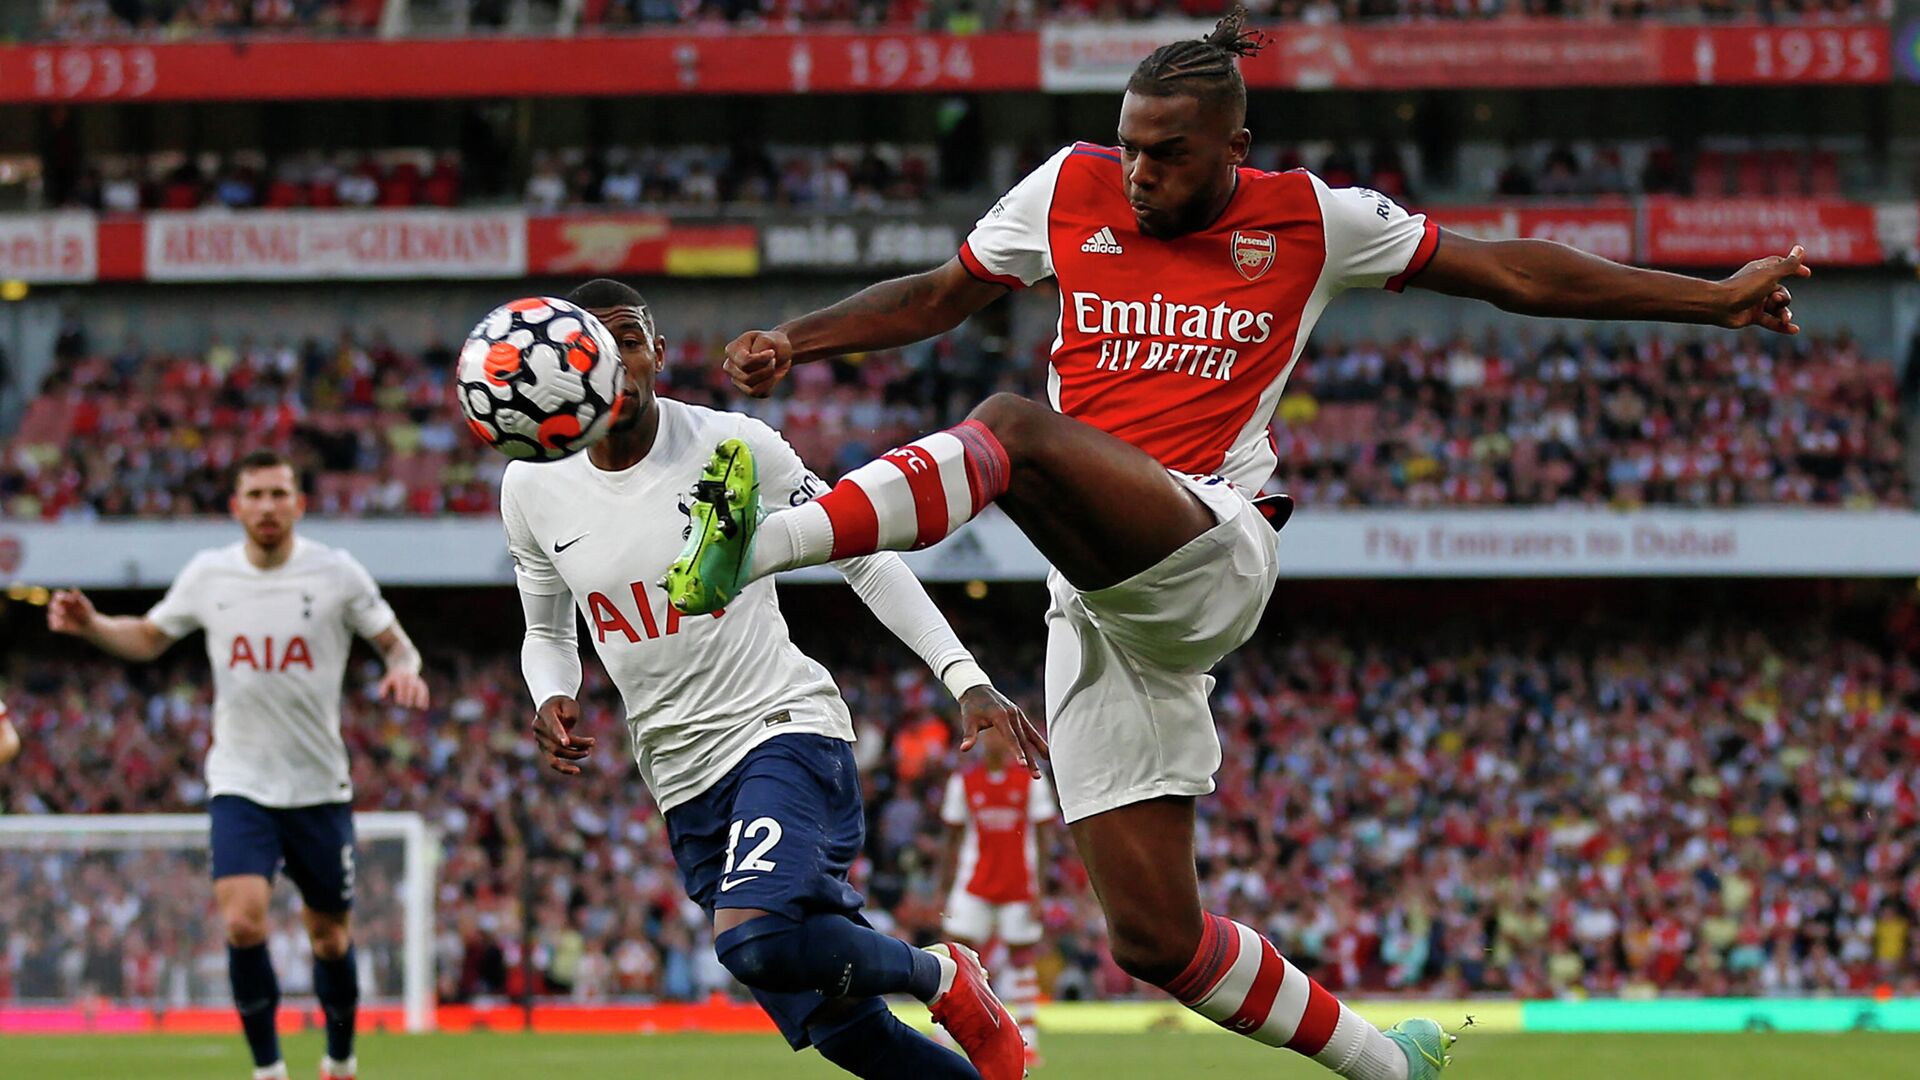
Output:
[312, 945, 359, 1063]
[812, 1007, 980, 1079]
[227, 942, 281, 1068]
[716, 914, 945, 1002]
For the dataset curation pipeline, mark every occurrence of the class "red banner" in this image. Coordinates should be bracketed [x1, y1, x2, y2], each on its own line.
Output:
[1643, 197, 1883, 267]
[1658, 26, 1890, 85]
[0, 24, 1887, 101]
[1423, 205, 1636, 263]
[1042, 22, 1890, 92]
[526, 213, 759, 277]
[0, 32, 1036, 102]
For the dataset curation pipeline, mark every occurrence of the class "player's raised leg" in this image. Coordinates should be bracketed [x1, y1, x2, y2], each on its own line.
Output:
[670, 392, 1216, 609]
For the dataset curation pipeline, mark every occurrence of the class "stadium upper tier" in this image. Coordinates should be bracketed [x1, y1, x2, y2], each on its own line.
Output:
[4, 604, 1918, 1001]
[0, 17, 1893, 99]
[27, 0, 1893, 42]
[0, 328, 1907, 519]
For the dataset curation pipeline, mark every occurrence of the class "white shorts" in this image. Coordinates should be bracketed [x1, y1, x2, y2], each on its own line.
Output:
[943, 889, 1045, 946]
[1045, 474, 1279, 824]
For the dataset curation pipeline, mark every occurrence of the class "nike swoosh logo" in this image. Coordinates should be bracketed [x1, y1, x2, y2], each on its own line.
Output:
[553, 534, 588, 554]
[718, 875, 761, 892]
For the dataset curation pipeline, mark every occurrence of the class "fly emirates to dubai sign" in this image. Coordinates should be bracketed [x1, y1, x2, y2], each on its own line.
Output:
[7, 510, 1920, 587]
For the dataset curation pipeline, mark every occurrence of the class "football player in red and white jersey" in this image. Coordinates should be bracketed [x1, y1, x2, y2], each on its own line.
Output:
[675, 9, 1811, 1079]
[938, 728, 1056, 1065]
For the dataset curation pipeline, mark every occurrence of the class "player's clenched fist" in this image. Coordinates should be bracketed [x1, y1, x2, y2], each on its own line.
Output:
[533, 695, 596, 777]
[47, 589, 98, 636]
[724, 329, 794, 398]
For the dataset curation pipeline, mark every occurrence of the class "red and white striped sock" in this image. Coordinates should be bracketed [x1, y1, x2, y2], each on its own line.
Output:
[999, 958, 1039, 1051]
[749, 420, 1011, 577]
[1163, 914, 1407, 1080]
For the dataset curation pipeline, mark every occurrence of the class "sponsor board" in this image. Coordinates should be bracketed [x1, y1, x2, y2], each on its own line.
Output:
[143, 209, 527, 281]
[0, 213, 96, 283]
[9, 509, 1920, 587]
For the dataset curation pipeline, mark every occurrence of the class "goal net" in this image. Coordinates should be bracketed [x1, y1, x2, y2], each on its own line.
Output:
[0, 812, 437, 1032]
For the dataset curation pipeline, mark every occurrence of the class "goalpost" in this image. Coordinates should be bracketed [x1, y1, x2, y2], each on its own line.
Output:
[0, 811, 438, 1033]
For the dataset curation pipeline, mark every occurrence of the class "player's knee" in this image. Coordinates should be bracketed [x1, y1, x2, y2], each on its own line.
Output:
[1107, 922, 1192, 988]
[224, 912, 270, 948]
[309, 923, 351, 961]
[715, 919, 808, 993]
[966, 393, 1044, 460]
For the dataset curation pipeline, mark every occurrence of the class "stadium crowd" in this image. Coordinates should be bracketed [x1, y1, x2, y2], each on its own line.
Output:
[4, 604, 1919, 1005]
[36, 144, 940, 214]
[32, 0, 1893, 41]
[1, 326, 1906, 521]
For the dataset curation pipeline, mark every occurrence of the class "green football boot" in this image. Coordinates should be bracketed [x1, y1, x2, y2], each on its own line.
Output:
[1385, 1017, 1458, 1080]
[665, 438, 761, 615]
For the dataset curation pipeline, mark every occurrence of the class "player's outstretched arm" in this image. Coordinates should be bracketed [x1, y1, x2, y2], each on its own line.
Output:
[1413, 233, 1810, 334]
[369, 623, 430, 710]
[725, 257, 1008, 397]
[47, 589, 174, 662]
[836, 553, 1048, 774]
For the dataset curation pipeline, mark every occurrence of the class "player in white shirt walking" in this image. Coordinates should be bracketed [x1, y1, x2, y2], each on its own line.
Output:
[506, 279, 1039, 1080]
[48, 450, 430, 1080]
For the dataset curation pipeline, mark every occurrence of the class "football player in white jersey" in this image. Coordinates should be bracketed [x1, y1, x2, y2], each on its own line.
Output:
[48, 450, 430, 1080]
[504, 279, 1037, 1080]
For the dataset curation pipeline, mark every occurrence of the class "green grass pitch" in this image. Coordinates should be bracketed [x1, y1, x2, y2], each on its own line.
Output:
[6, 1031, 1920, 1079]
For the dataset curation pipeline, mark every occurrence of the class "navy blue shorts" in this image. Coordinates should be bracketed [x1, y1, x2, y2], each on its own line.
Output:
[666, 733, 884, 1049]
[209, 795, 355, 914]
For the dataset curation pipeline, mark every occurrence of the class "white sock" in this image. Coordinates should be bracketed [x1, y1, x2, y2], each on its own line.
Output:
[748, 502, 834, 578]
[929, 948, 959, 1001]
[322, 1055, 358, 1079]
[1316, 1005, 1407, 1080]
[253, 1063, 289, 1080]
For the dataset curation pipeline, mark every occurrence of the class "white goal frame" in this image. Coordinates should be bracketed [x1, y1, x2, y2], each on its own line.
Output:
[0, 811, 438, 1032]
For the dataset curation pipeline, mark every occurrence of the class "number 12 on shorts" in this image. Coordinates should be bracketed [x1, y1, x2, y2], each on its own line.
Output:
[720, 816, 782, 891]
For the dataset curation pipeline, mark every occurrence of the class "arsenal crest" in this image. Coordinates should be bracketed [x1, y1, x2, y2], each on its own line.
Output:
[1232, 230, 1276, 282]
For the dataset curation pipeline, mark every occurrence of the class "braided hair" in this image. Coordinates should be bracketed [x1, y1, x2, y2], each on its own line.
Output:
[1126, 6, 1269, 125]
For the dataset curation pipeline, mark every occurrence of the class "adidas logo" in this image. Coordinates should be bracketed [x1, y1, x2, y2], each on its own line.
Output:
[1081, 226, 1124, 255]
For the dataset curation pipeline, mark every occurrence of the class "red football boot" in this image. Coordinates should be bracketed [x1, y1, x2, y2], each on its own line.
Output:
[926, 943, 1026, 1080]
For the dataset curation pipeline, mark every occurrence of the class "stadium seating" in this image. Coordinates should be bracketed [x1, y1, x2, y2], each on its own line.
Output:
[5, 605, 1919, 1003]
[2, 330, 1904, 520]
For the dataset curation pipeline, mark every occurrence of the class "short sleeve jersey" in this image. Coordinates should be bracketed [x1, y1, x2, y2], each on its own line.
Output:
[145, 537, 397, 807]
[959, 144, 1438, 491]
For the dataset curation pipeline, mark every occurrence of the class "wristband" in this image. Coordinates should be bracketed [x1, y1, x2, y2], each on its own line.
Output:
[940, 659, 993, 701]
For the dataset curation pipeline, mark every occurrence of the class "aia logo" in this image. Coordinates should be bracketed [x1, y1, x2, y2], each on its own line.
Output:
[1232, 230, 1276, 282]
[587, 580, 723, 643]
[229, 635, 313, 672]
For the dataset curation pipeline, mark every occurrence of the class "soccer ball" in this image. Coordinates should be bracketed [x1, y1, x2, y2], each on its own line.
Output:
[458, 297, 624, 462]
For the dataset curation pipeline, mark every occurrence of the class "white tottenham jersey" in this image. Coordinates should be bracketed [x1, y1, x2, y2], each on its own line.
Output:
[146, 537, 397, 808]
[500, 398, 860, 813]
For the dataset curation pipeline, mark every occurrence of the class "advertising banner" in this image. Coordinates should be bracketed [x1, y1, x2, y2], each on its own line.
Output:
[0, 213, 97, 283]
[1643, 198, 1882, 267]
[143, 209, 527, 282]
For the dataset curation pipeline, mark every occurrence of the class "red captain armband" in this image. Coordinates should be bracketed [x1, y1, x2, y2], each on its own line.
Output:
[957, 242, 1028, 291]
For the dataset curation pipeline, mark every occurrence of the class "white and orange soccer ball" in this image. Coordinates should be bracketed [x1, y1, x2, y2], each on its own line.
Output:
[458, 296, 624, 462]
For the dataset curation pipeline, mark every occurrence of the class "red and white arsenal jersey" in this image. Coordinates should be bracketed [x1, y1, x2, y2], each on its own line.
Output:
[958, 143, 1437, 491]
[941, 765, 1056, 904]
